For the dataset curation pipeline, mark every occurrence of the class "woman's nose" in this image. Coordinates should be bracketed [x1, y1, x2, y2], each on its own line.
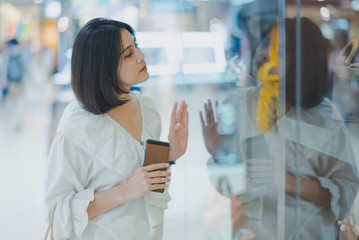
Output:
[135, 48, 145, 63]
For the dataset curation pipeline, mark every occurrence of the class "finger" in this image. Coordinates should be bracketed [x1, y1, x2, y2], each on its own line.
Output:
[200, 111, 205, 128]
[144, 163, 169, 171]
[150, 184, 168, 191]
[176, 100, 186, 123]
[204, 102, 211, 125]
[208, 99, 215, 124]
[215, 100, 219, 107]
[180, 103, 187, 123]
[149, 177, 171, 184]
[176, 101, 184, 122]
[148, 170, 171, 178]
[184, 111, 189, 126]
[171, 101, 178, 124]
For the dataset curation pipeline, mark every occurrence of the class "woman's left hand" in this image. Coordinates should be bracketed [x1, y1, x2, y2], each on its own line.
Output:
[168, 100, 189, 162]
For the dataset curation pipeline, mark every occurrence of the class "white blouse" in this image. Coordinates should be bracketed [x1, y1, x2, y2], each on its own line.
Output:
[208, 87, 359, 239]
[44, 91, 171, 240]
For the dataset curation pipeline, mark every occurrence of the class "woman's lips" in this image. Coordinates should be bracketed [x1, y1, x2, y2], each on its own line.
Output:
[140, 65, 147, 72]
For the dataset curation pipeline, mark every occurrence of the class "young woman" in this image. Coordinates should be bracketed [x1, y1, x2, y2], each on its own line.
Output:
[44, 18, 188, 239]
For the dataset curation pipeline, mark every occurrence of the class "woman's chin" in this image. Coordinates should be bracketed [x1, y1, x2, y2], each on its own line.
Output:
[141, 73, 150, 83]
[133, 76, 149, 86]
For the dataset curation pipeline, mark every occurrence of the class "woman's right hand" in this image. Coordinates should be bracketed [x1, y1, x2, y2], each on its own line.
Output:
[87, 163, 171, 220]
[122, 163, 171, 201]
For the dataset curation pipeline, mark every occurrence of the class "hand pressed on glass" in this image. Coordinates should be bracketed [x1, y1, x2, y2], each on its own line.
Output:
[168, 100, 189, 162]
[200, 99, 227, 157]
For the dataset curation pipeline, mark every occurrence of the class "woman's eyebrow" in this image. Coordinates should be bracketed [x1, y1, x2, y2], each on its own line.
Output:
[121, 45, 132, 54]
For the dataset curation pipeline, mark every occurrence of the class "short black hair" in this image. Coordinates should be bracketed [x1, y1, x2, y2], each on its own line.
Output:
[71, 18, 136, 114]
[285, 17, 329, 108]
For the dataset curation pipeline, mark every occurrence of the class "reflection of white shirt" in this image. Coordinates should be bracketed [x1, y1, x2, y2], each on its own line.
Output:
[209, 87, 359, 240]
[44, 91, 171, 240]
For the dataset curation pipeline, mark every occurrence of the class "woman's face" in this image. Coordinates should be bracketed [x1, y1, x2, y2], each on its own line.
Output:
[117, 29, 148, 90]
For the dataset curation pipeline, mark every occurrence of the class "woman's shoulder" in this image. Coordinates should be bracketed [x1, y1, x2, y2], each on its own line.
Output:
[55, 100, 142, 178]
[292, 98, 343, 128]
[56, 100, 110, 141]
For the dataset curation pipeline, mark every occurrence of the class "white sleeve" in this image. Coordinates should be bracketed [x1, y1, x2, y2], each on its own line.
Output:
[316, 152, 359, 220]
[145, 190, 171, 239]
[44, 133, 95, 239]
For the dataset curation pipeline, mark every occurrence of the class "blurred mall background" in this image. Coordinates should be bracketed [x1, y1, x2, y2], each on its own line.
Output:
[1, 0, 359, 239]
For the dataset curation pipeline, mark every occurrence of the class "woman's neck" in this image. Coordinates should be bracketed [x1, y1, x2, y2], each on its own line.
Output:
[118, 92, 131, 102]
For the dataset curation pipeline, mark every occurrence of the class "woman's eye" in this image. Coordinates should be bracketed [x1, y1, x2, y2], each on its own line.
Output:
[125, 52, 133, 58]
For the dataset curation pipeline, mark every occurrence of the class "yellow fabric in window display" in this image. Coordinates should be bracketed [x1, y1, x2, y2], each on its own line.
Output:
[256, 19, 279, 133]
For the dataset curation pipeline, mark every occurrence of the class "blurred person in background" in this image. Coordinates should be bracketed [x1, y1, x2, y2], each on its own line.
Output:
[201, 17, 359, 239]
[3, 38, 26, 131]
[44, 18, 188, 240]
[0, 43, 7, 103]
[40, 46, 55, 83]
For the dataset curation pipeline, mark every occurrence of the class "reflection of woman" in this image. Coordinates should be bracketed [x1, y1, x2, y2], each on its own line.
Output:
[44, 18, 188, 239]
[201, 17, 358, 239]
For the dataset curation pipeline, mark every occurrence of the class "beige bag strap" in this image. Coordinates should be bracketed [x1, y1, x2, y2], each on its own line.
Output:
[44, 206, 56, 240]
[348, 193, 359, 222]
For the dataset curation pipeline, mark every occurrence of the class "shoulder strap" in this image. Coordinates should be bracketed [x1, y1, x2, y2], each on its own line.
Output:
[344, 192, 359, 223]
[44, 206, 56, 240]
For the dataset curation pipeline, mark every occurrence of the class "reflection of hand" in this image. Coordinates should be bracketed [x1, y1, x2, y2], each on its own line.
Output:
[339, 220, 359, 240]
[123, 163, 171, 201]
[168, 101, 189, 162]
[200, 99, 226, 157]
[231, 195, 247, 234]
[246, 158, 276, 187]
[231, 195, 255, 240]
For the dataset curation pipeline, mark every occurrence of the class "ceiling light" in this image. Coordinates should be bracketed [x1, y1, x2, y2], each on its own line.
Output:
[320, 7, 331, 21]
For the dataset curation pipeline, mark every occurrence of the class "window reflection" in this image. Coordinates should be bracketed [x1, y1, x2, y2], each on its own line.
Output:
[201, 15, 359, 240]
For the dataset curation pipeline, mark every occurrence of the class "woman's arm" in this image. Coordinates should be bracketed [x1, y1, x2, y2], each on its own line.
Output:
[45, 135, 171, 237]
[87, 184, 127, 220]
[285, 173, 331, 208]
[87, 163, 171, 220]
